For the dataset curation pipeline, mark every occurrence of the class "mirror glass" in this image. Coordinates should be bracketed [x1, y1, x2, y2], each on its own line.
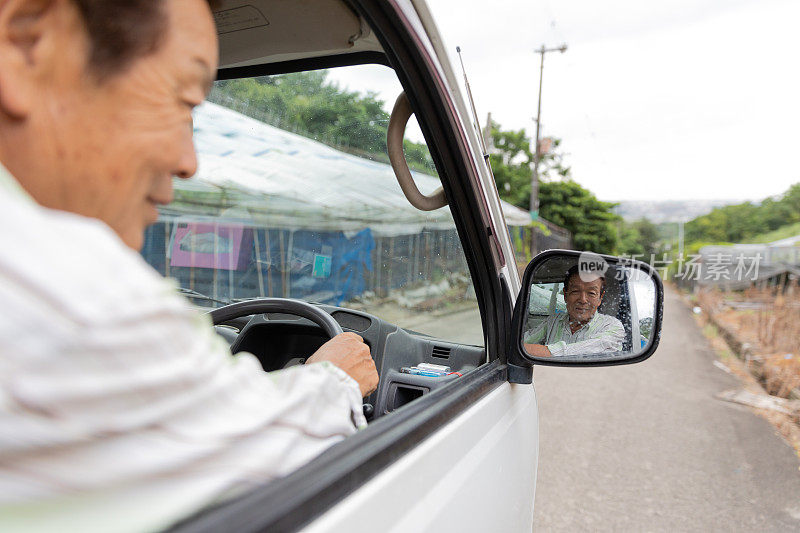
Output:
[521, 253, 658, 362]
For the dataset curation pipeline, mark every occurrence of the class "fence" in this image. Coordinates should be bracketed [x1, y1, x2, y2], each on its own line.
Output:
[509, 218, 573, 267]
[141, 220, 472, 307]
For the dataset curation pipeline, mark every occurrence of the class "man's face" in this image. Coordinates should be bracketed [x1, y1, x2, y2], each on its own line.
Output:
[564, 275, 604, 324]
[11, 0, 218, 250]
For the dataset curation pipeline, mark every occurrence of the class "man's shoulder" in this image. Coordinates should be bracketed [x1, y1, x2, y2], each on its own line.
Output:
[595, 312, 624, 329]
[0, 199, 181, 323]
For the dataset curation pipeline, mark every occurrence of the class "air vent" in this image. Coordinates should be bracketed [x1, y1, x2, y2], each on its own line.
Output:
[431, 345, 451, 359]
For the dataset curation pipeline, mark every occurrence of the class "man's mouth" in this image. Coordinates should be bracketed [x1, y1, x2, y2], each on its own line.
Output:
[146, 196, 170, 222]
[147, 192, 173, 206]
[147, 192, 174, 208]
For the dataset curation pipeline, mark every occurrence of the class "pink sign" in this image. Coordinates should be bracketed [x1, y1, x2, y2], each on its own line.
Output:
[170, 222, 253, 271]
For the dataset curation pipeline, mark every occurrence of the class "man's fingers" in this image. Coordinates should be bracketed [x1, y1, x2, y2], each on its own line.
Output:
[309, 332, 378, 398]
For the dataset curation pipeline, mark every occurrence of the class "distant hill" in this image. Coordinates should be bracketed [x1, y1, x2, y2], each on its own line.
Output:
[613, 199, 738, 223]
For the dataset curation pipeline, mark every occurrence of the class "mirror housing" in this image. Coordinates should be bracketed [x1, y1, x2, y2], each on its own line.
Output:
[511, 249, 663, 369]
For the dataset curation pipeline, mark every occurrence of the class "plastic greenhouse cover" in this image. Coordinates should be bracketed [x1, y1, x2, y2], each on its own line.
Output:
[162, 102, 531, 236]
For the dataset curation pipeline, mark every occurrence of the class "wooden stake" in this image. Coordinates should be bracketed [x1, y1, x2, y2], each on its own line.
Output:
[253, 229, 265, 297]
[265, 229, 273, 297]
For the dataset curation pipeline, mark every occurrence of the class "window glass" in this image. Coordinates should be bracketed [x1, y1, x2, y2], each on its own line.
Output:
[526, 282, 567, 333]
[141, 65, 483, 346]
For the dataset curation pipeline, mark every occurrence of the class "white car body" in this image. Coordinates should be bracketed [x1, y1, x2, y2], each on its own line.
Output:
[305, 385, 537, 532]
[176, 1, 539, 531]
[174, 1, 660, 531]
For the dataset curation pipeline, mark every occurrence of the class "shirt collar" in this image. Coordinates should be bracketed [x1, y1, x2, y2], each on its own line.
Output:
[0, 162, 37, 206]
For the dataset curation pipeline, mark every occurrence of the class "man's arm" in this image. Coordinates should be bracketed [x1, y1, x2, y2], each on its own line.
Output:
[547, 317, 626, 357]
[524, 343, 552, 357]
[523, 314, 560, 357]
[0, 216, 378, 531]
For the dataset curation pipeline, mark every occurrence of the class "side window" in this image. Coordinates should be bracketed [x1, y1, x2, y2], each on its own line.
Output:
[526, 282, 566, 332]
[141, 65, 484, 346]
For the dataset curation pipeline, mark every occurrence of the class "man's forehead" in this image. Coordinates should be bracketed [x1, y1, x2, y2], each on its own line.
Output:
[568, 275, 603, 289]
[165, 0, 219, 66]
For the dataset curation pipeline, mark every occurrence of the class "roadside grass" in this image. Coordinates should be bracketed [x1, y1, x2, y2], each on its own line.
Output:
[688, 286, 800, 456]
[697, 288, 800, 393]
[718, 346, 734, 361]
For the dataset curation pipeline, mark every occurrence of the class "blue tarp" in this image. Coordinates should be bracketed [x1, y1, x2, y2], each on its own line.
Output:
[143, 223, 375, 306]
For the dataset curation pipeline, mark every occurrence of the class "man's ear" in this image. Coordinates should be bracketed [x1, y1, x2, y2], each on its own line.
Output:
[0, 0, 60, 119]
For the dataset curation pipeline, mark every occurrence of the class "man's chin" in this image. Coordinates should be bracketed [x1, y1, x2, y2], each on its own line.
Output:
[571, 311, 594, 323]
[116, 224, 146, 251]
[125, 233, 145, 251]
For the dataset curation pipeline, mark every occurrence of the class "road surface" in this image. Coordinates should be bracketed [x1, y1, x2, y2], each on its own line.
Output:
[532, 287, 800, 531]
[417, 289, 800, 530]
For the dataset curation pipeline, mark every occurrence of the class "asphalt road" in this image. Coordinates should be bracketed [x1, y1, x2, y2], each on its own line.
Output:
[401, 305, 485, 346]
[531, 287, 800, 531]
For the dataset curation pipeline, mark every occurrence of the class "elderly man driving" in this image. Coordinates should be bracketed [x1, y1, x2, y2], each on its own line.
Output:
[0, 0, 378, 530]
[524, 265, 625, 357]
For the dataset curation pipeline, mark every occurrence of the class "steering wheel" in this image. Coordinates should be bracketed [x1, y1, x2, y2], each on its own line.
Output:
[211, 298, 374, 418]
[209, 298, 344, 338]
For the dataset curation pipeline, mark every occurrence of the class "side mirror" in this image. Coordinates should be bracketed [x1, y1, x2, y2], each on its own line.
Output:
[511, 249, 663, 368]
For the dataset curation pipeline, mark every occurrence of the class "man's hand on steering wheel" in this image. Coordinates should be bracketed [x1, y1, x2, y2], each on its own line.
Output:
[209, 299, 378, 398]
[307, 332, 379, 398]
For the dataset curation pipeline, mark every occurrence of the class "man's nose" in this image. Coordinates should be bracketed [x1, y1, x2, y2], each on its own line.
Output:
[174, 129, 199, 180]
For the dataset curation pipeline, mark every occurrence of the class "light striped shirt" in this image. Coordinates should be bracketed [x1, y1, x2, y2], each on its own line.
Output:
[0, 164, 366, 532]
[524, 311, 625, 356]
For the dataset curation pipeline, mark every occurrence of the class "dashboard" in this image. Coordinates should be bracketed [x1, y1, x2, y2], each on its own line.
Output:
[214, 304, 486, 421]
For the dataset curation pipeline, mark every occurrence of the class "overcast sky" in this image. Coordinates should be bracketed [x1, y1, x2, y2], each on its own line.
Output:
[331, 0, 799, 203]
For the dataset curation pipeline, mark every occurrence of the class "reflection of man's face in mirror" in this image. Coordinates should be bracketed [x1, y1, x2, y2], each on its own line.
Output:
[523, 265, 624, 358]
[565, 273, 604, 331]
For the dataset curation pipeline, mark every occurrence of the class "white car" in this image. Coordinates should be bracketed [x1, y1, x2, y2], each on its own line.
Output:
[159, 1, 664, 530]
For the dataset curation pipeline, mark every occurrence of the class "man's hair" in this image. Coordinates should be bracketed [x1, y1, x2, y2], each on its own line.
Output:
[564, 265, 605, 294]
[71, 0, 221, 79]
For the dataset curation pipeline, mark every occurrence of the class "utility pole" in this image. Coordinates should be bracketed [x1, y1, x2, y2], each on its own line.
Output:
[530, 43, 567, 254]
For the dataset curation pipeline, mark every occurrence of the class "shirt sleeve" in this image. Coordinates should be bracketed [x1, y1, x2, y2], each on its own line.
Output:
[545, 340, 569, 356]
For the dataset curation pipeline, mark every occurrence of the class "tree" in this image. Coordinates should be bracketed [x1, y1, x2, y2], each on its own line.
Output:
[487, 122, 621, 254]
[487, 122, 573, 210]
[212, 71, 435, 173]
[618, 218, 661, 258]
[538, 180, 621, 254]
[487, 124, 534, 209]
[683, 182, 800, 245]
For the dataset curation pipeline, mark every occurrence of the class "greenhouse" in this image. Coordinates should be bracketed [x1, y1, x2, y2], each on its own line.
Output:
[141, 102, 531, 306]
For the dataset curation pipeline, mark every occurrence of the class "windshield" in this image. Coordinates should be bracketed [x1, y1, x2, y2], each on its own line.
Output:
[141, 65, 483, 345]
